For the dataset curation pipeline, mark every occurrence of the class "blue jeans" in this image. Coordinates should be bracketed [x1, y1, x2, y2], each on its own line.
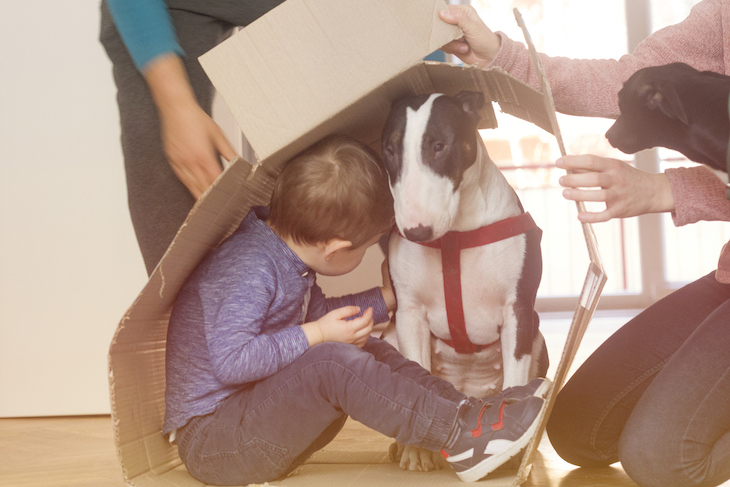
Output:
[547, 272, 730, 487]
[175, 337, 466, 485]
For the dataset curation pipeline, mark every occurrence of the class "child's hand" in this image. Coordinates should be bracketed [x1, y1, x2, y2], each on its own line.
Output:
[302, 306, 374, 348]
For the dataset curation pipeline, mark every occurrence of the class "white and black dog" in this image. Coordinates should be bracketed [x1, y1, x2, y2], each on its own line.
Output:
[381, 91, 548, 470]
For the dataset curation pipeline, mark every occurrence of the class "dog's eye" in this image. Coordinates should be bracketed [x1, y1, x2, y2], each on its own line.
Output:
[434, 142, 445, 154]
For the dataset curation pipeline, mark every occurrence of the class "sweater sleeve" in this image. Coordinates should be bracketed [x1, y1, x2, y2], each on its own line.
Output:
[488, 0, 725, 118]
[106, 0, 184, 71]
[306, 281, 391, 325]
[200, 256, 310, 386]
[666, 165, 730, 225]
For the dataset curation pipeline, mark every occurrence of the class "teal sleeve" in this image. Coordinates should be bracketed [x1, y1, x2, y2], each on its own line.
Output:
[106, 0, 185, 71]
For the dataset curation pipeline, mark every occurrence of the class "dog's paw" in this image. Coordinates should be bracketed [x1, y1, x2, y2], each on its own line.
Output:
[388, 441, 404, 463]
[390, 442, 444, 472]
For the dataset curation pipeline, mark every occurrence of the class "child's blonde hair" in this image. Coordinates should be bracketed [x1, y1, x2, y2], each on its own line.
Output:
[268, 135, 394, 248]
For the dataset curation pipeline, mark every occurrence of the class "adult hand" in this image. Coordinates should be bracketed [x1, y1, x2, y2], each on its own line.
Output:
[438, 4, 501, 68]
[302, 306, 374, 348]
[557, 155, 675, 223]
[144, 54, 238, 199]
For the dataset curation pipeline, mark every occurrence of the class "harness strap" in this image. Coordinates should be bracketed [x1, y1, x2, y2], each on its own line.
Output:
[401, 212, 540, 354]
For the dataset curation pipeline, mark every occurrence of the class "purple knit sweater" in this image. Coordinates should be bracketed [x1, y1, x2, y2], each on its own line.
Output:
[163, 206, 389, 434]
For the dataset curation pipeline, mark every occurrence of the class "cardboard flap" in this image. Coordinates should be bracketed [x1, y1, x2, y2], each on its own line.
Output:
[199, 0, 461, 162]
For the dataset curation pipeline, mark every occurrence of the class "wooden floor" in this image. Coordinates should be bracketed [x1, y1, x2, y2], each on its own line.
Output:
[0, 415, 639, 487]
[3, 313, 727, 487]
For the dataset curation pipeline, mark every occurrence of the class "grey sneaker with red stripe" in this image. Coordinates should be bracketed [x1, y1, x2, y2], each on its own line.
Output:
[441, 380, 549, 482]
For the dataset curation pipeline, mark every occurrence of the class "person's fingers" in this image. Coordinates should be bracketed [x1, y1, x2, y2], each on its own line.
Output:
[439, 5, 486, 37]
[556, 154, 611, 173]
[561, 187, 609, 203]
[440, 38, 470, 55]
[576, 209, 612, 224]
[210, 123, 239, 164]
[351, 307, 373, 330]
[169, 160, 205, 199]
[331, 306, 362, 321]
[559, 171, 610, 190]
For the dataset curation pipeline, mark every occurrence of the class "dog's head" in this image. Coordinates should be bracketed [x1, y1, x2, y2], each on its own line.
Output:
[381, 91, 484, 242]
[606, 62, 730, 171]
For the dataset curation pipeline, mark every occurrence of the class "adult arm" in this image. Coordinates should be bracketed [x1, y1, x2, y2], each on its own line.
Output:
[144, 54, 237, 198]
[557, 156, 730, 224]
[106, 0, 237, 198]
[440, 0, 725, 118]
[106, 0, 183, 71]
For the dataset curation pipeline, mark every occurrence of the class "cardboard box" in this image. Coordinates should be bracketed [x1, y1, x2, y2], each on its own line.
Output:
[108, 1, 606, 486]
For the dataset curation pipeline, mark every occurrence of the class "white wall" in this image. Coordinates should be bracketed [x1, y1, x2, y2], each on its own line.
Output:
[0, 1, 384, 418]
[0, 1, 148, 417]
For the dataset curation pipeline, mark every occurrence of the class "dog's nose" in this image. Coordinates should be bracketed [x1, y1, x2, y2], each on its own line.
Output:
[403, 225, 433, 242]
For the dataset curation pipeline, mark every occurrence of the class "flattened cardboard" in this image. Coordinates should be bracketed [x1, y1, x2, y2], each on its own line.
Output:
[108, 1, 607, 486]
[198, 0, 461, 163]
[511, 9, 607, 485]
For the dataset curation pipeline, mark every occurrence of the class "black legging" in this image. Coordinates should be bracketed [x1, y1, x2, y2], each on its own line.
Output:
[547, 271, 730, 487]
[99, 0, 285, 275]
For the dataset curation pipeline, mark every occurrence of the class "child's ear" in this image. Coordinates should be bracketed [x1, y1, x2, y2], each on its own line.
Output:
[323, 238, 353, 261]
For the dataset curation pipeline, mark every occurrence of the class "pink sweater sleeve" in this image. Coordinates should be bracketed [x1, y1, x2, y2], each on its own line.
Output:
[667, 166, 730, 284]
[666, 166, 730, 225]
[489, 0, 725, 118]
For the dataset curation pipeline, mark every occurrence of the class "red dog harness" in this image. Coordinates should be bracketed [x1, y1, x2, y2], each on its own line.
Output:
[400, 212, 540, 354]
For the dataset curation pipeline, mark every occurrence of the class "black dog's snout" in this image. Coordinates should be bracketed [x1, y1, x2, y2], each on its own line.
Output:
[403, 225, 433, 242]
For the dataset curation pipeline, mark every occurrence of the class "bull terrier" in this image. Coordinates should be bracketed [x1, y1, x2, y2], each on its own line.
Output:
[380, 91, 549, 472]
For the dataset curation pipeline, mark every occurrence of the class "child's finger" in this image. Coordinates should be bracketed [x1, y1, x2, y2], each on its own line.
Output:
[330, 306, 361, 320]
[354, 307, 373, 327]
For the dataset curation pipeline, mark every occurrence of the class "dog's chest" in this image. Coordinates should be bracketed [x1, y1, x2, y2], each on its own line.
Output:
[389, 231, 527, 345]
[430, 336, 504, 398]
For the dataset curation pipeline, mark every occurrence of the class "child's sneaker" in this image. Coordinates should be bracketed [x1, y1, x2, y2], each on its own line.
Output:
[441, 390, 545, 482]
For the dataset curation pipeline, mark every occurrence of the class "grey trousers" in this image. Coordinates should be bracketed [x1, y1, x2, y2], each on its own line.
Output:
[99, 0, 285, 275]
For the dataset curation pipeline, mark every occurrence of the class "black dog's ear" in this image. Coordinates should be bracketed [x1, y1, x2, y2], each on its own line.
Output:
[454, 91, 485, 120]
[640, 81, 690, 125]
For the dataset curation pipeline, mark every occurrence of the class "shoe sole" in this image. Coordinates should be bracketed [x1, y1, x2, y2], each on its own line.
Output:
[455, 380, 551, 483]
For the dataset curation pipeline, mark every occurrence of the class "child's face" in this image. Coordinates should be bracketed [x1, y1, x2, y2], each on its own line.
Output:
[316, 233, 384, 277]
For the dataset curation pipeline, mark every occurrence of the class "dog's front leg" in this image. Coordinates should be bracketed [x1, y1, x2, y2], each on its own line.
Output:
[390, 305, 444, 471]
[500, 304, 533, 389]
[393, 305, 432, 372]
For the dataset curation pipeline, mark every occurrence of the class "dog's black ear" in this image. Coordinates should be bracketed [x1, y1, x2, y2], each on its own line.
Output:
[454, 91, 485, 119]
[641, 82, 690, 125]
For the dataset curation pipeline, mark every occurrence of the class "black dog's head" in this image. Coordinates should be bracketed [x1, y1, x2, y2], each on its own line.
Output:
[605, 62, 730, 172]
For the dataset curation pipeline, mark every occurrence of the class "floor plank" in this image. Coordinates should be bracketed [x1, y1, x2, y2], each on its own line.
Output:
[2, 314, 726, 486]
[0, 415, 639, 487]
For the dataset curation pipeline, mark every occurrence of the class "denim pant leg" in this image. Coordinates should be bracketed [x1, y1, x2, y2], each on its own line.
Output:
[618, 297, 730, 487]
[363, 336, 467, 403]
[176, 339, 460, 485]
[547, 272, 730, 468]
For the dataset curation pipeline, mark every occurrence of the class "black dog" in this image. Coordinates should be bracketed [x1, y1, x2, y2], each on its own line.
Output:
[605, 62, 730, 172]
